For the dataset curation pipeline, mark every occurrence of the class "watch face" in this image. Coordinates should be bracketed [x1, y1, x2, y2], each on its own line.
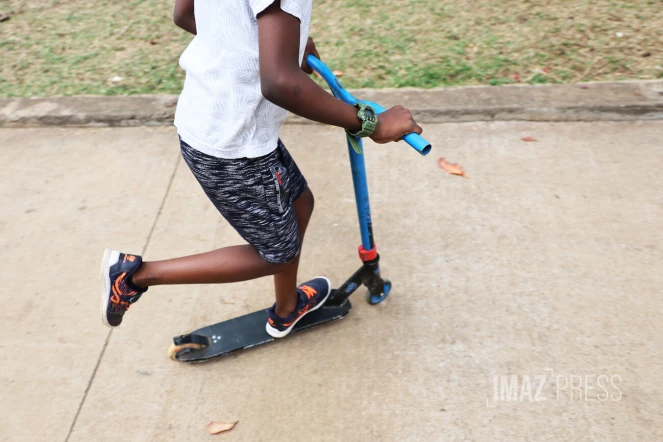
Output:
[364, 107, 377, 122]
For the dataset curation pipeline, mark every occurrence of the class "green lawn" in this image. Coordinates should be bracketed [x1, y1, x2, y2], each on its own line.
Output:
[1, 0, 662, 96]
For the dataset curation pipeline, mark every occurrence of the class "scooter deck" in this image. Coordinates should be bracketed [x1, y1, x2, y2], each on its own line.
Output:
[171, 299, 352, 363]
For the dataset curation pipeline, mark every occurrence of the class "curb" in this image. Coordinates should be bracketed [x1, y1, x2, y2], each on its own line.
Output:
[1, 81, 662, 128]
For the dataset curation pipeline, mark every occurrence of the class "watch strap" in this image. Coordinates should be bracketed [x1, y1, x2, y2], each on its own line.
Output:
[345, 131, 363, 155]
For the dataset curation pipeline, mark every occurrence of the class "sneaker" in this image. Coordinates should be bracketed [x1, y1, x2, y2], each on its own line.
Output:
[100, 248, 147, 328]
[266, 277, 332, 338]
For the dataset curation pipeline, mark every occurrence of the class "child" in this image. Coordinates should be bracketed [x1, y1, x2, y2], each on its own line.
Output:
[100, 0, 422, 338]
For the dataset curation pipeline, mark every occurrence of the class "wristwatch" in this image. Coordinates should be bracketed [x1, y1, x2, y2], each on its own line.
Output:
[345, 103, 378, 154]
[352, 103, 378, 138]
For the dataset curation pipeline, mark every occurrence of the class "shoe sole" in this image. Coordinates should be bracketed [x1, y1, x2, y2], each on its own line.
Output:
[100, 248, 120, 328]
[265, 277, 332, 339]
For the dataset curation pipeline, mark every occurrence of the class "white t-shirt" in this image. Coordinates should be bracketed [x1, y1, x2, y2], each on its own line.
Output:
[174, 0, 312, 159]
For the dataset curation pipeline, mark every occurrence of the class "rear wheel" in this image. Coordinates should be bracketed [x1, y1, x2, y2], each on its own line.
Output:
[167, 342, 204, 362]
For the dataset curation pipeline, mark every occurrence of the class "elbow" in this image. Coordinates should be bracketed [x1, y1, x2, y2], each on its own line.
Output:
[173, 8, 188, 30]
[173, 0, 196, 34]
[260, 73, 294, 106]
[173, 13, 184, 29]
[260, 77, 280, 104]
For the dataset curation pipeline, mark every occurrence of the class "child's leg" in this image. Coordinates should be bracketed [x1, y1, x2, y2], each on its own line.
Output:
[131, 187, 314, 315]
[273, 187, 314, 317]
[130, 244, 285, 286]
[101, 139, 315, 328]
[264, 185, 330, 337]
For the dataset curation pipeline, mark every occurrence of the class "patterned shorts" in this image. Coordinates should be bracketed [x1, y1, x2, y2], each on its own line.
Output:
[180, 137, 308, 264]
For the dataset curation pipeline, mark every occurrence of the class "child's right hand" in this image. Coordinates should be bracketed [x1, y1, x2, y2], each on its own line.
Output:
[370, 105, 423, 144]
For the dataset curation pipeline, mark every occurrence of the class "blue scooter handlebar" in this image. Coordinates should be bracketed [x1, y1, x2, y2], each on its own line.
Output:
[306, 55, 431, 156]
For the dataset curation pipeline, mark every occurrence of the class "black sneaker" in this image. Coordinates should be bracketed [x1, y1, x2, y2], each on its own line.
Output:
[266, 277, 332, 338]
[100, 249, 147, 328]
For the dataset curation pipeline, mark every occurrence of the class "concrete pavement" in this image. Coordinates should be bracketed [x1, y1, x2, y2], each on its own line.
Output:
[1, 121, 662, 441]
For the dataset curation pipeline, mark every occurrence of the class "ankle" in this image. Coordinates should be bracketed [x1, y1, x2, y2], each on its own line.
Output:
[274, 304, 296, 319]
[129, 264, 150, 289]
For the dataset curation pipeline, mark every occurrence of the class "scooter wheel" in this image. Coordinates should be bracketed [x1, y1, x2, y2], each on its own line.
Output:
[365, 280, 392, 305]
[167, 342, 204, 362]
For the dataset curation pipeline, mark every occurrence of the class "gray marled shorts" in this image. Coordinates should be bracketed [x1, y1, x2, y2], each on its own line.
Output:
[180, 137, 308, 264]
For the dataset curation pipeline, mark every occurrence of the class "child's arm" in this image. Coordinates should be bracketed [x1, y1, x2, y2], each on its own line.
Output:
[173, 0, 196, 35]
[257, 1, 421, 144]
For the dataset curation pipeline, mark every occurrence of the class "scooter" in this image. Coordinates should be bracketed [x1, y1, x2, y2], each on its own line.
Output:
[168, 55, 431, 363]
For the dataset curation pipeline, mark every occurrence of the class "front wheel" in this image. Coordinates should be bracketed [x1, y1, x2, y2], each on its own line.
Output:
[365, 279, 392, 305]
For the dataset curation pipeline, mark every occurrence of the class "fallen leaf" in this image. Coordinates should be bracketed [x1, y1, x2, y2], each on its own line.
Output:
[542, 67, 551, 73]
[438, 157, 466, 177]
[512, 72, 521, 82]
[580, 85, 589, 90]
[208, 421, 238, 435]
[332, 70, 344, 77]
[149, 39, 158, 45]
[521, 136, 537, 142]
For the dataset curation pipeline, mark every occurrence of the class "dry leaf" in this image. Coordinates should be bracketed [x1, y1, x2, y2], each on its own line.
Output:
[438, 157, 466, 177]
[208, 421, 238, 435]
[521, 136, 537, 142]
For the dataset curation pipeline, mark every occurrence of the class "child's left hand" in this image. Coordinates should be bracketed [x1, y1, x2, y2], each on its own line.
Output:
[301, 37, 320, 74]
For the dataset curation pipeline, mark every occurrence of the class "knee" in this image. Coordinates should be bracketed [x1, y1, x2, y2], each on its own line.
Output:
[307, 190, 315, 215]
[269, 252, 300, 274]
[284, 252, 300, 267]
[301, 187, 314, 218]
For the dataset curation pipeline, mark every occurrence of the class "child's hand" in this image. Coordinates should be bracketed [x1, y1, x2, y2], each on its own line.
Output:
[370, 106, 423, 144]
[301, 37, 320, 74]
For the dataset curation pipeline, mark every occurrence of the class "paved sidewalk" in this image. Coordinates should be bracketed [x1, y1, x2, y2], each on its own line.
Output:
[1, 121, 662, 441]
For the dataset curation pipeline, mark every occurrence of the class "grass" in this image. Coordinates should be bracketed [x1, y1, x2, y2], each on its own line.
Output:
[1, 0, 662, 96]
